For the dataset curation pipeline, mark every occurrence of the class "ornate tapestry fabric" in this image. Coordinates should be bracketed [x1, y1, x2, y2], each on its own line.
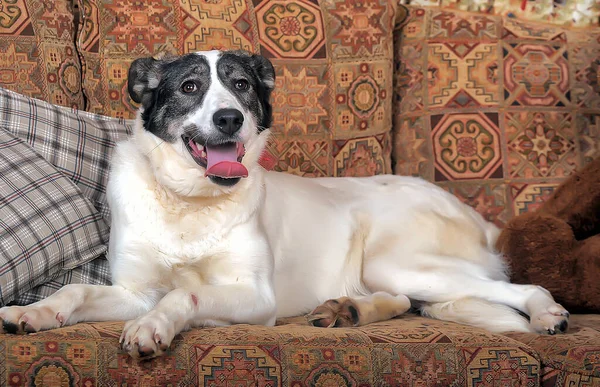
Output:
[75, 0, 401, 177]
[393, 6, 600, 226]
[506, 315, 600, 386]
[398, 0, 600, 28]
[0, 0, 84, 109]
[0, 315, 547, 386]
[1, 314, 599, 385]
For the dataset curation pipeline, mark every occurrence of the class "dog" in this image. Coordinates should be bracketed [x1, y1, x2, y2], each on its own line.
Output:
[0, 50, 569, 359]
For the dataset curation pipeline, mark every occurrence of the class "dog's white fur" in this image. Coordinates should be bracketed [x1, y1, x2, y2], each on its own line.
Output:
[0, 51, 568, 358]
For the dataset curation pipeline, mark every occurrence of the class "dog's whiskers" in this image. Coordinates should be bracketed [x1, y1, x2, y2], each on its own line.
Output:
[145, 140, 165, 156]
[188, 131, 204, 144]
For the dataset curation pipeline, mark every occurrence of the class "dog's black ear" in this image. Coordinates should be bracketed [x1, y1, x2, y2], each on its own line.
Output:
[250, 54, 275, 92]
[127, 57, 163, 107]
[250, 54, 275, 130]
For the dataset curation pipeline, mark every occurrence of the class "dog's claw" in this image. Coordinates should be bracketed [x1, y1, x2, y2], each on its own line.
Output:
[23, 322, 37, 334]
[120, 312, 174, 360]
[307, 298, 360, 328]
[530, 302, 570, 335]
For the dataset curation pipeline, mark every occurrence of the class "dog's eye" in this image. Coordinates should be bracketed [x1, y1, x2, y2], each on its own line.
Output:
[234, 79, 249, 91]
[181, 81, 198, 93]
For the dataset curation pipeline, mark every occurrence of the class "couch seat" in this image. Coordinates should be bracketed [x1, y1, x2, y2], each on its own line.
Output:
[5, 314, 589, 386]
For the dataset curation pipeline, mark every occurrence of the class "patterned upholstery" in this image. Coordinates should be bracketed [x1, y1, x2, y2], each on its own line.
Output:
[0, 315, 598, 386]
[393, 7, 600, 226]
[1, 2, 600, 385]
[399, 0, 600, 28]
[506, 315, 600, 385]
[0, 1, 84, 109]
[76, 0, 402, 177]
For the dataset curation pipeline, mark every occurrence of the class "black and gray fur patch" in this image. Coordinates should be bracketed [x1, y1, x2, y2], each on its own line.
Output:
[127, 51, 276, 143]
[128, 54, 211, 143]
[217, 51, 275, 131]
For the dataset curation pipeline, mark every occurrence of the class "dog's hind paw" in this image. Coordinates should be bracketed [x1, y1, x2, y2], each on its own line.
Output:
[306, 297, 360, 328]
[530, 303, 570, 335]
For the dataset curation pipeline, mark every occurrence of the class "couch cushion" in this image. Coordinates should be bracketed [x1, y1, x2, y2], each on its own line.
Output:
[393, 6, 600, 227]
[0, 1, 83, 109]
[0, 87, 131, 219]
[10, 255, 111, 306]
[0, 315, 542, 385]
[0, 127, 107, 305]
[0, 87, 133, 305]
[506, 314, 600, 386]
[76, 0, 403, 177]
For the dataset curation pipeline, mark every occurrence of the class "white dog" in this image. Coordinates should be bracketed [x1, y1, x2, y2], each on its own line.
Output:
[0, 50, 569, 359]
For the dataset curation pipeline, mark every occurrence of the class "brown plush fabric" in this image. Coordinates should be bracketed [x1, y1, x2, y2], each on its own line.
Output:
[497, 157, 600, 313]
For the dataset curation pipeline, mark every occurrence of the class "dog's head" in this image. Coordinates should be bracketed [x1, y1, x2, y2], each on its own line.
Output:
[127, 50, 275, 194]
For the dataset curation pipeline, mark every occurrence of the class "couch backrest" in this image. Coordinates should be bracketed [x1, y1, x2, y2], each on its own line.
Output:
[2, 1, 600, 227]
[0, 1, 83, 109]
[393, 6, 600, 226]
[76, 0, 410, 178]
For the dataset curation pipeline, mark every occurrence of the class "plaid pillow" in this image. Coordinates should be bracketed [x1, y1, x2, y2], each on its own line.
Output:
[0, 87, 135, 305]
[10, 256, 111, 306]
[0, 87, 132, 220]
[0, 128, 108, 305]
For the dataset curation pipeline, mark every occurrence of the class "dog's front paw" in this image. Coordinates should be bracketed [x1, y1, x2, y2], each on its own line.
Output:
[530, 303, 570, 335]
[306, 297, 360, 328]
[0, 305, 64, 334]
[120, 311, 176, 360]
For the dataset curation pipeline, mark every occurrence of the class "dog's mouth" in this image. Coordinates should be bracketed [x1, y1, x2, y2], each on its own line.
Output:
[182, 135, 248, 181]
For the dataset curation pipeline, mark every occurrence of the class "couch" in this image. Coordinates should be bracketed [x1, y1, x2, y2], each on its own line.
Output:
[0, 0, 599, 385]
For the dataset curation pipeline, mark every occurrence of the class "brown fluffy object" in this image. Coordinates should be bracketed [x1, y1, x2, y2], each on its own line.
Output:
[496, 157, 600, 313]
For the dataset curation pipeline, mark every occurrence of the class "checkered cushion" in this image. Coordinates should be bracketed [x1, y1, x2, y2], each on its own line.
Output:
[0, 87, 133, 220]
[0, 128, 108, 305]
[10, 256, 111, 306]
[0, 87, 133, 305]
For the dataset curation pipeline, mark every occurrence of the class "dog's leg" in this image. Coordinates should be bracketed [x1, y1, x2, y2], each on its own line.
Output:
[0, 284, 155, 334]
[306, 292, 411, 328]
[120, 284, 275, 359]
[363, 257, 569, 334]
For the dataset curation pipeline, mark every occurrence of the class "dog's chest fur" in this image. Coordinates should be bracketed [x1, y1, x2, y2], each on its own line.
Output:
[107, 141, 260, 276]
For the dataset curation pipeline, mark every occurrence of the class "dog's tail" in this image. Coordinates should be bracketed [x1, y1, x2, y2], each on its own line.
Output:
[420, 297, 531, 333]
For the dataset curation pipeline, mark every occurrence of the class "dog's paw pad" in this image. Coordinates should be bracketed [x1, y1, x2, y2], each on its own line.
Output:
[306, 298, 360, 328]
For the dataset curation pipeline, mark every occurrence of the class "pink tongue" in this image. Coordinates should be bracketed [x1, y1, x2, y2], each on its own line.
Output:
[205, 143, 248, 178]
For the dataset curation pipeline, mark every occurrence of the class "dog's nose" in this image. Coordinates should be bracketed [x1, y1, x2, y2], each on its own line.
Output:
[213, 108, 244, 136]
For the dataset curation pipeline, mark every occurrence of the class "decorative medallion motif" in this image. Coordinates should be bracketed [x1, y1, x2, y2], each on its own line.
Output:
[255, 0, 325, 59]
[432, 113, 502, 181]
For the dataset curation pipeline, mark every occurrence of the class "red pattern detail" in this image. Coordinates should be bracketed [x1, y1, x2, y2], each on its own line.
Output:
[329, 0, 386, 55]
[107, 353, 187, 385]
[104, 0, 175, 52]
